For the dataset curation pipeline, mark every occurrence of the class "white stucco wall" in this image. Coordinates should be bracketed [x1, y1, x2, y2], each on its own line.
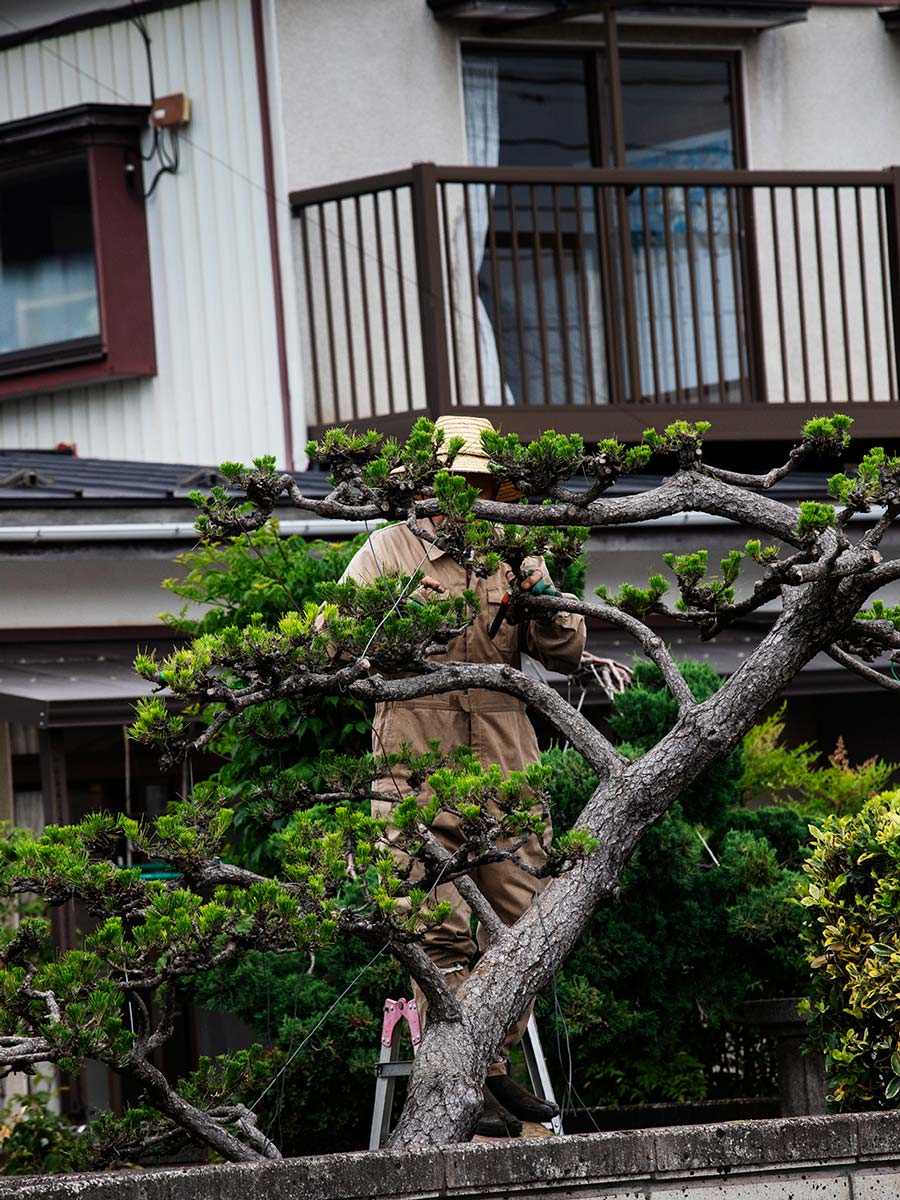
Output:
[275, 3, 900, 430]
[0, 555, 195, 629]
[746, 6, 900, 171]
[274, 0, 464, 193]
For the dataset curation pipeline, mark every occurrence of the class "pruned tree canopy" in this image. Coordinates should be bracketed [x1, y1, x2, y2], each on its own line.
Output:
[1, 415, 899, 1161]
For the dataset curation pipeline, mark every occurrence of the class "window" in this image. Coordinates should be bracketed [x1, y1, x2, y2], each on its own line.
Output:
[461, 48, 745, 407]
[0, 104, 155, 397]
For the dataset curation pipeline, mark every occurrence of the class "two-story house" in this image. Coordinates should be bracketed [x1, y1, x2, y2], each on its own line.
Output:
[1, 6, 900, 1112]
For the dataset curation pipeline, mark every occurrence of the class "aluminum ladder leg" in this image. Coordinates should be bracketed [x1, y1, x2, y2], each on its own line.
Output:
[522, 1013, 563, 1135]
[368, 996, 421, 1150]
[370, 999, 562, 1146]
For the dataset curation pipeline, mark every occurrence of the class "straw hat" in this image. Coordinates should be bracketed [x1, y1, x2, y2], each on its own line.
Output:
[433, 415, 521, 503]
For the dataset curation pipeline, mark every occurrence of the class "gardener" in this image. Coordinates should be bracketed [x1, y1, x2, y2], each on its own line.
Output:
[339, 415, 587, 1138]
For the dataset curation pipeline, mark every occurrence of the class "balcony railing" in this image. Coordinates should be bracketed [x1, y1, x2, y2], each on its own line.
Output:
[290, 164, 900, 442]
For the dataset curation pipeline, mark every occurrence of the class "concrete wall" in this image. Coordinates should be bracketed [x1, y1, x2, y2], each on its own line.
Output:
[275, 3, 900, 192]
[273, 0, 464, 194]
[4, 1112, 900, 1199]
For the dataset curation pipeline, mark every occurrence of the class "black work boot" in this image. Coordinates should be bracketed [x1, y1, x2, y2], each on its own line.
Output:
[486, 1073, 560, 1122]
[474, 1085, 523, 1138]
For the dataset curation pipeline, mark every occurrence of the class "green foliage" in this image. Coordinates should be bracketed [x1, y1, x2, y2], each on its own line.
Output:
[856, 599, 900, 631]
[828, 446, 900, 512]
[595, 575, 668, 618]
[162, 525, 368, 634]
[799, 790, 900, 1108]
[641, 420, 711, 454]
[801, 414, 853, 453]
[744, 539, 780, 567]
[540, 661, 809, 1107]
[796, 501, 836, 538]
[662, 548, 745, 613]
[742, 706, 896, 818]
[540, 664, 896, 1111]
[479, 427, 650, 498]
[0, 1092, 80, 1175]
[190, 935, 405, 1155]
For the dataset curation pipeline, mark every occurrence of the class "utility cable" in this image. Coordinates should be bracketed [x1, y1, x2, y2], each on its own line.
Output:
[0, 12, 487, 335]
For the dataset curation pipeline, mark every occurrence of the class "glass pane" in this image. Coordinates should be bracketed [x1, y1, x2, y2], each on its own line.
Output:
[622, 57, 742, 403]
[491, 53, 592, 169]
[462, 52, 605, 407]
[621, 56, 735, 170]
[0, 158, 100, 356]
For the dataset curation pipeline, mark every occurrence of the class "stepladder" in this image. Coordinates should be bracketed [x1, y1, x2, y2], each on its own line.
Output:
[369, 997, 562, 1149]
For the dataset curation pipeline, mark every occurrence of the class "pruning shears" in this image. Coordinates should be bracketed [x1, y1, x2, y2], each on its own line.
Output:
[488, 578, 556, 639]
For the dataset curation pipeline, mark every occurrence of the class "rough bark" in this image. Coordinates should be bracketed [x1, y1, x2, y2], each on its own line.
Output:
[388, 565, 875, 1147]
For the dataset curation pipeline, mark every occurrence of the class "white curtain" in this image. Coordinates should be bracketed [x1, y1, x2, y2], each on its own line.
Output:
[628, 137, 741, 400]
[459, 57, 512, 407]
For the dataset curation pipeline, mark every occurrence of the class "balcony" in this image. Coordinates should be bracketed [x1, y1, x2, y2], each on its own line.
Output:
[290, 164, 900, 444]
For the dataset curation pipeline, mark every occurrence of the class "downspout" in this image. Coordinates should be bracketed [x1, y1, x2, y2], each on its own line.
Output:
[251, 0, 295, 471]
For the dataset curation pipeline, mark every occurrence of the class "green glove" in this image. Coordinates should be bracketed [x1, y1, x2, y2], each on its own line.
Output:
[530, 579, 557, 597]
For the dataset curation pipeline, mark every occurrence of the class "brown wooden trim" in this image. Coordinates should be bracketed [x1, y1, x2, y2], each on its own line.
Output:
[0, 116, 155, 401]
[89, 143, 156, 371]
[0, 336, 104, 380]
[0, 627, 182, 644]
[410, 163, 453, 414]
[312, 403, 900, 444]
[290, 168, 415, 211]
[429, 164, 889, 187]
[0, 1, 194, 55]
[0, 103, 148, 157]
[251, 0, 294, 471]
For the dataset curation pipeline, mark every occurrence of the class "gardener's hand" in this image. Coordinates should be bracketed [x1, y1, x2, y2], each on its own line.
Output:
[505, 564, 553, 593]
[409, 575, 446, 606]
[581, 651, 632, 696]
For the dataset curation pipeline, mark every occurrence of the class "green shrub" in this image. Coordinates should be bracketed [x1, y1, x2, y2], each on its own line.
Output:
[0, 1092, 79, 1175]
[540, 662, 808, 1107]
[800, 788, 900, 1109]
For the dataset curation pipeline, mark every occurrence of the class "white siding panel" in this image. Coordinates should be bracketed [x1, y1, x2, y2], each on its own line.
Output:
[0, 0, 291, 468]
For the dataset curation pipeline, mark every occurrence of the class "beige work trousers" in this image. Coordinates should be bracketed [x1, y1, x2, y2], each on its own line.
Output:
[379, 803, 550, 1076]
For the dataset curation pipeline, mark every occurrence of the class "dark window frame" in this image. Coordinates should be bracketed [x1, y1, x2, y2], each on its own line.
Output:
[459, 42, 757, 406]
[0, 103, 156, 400]
[460, 41, 747, 169]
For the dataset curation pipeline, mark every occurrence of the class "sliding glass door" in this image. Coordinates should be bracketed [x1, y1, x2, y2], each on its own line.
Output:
[461, 46, 748, 408]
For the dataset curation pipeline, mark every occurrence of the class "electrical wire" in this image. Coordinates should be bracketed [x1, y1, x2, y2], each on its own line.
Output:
[0, 11, 486, 336]
[128, 3, 179, 197]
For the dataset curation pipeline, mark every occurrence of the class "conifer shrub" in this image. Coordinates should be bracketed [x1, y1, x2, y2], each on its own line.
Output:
[541, 662, 808, 1107]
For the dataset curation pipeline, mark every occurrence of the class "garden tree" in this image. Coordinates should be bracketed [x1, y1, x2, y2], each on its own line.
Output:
[2, 415, 900, 1160]
[543, 662, 810, 1109]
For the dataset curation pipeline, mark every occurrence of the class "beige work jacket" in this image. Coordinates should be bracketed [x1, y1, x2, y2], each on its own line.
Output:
[339, 521, 586, 799]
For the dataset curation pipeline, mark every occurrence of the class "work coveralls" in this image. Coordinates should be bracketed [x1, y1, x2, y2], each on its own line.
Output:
[340, 520, 586, 1073]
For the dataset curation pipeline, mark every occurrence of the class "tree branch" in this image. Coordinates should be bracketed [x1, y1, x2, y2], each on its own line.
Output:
[698, 443, 812, 490]
[389, 940, 461, 1023]
[514, 593, 696, 710]
[414, 471, 804, 545]
[418, 828, 504, 943]
[126, 1057, 269, 1163]
[863, 556, 900, 590]
[859, 504, 900, 550]
[349, 662, 624, 778]
[826, 645, 900, 693]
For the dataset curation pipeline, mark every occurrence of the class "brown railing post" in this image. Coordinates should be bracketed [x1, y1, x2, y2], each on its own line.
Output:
[410, 162, 453, 415]
[882, 166, 900, 396]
